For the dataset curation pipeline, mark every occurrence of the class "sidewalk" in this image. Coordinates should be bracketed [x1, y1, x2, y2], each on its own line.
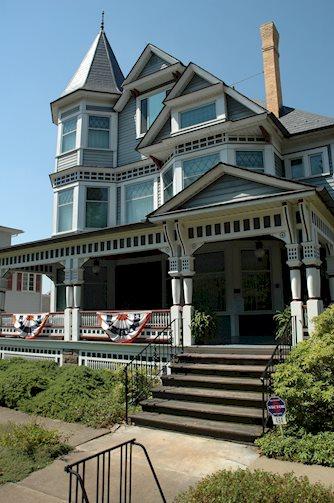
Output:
[0, 408, 333, 502]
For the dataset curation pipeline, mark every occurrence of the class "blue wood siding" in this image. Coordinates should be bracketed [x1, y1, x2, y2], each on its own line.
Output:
[226, 95, 256, 121]
[274, 153, 285, 177]
[303, 175, 334, 198]
[182, 74, 212, 95]
[182, 174, 287, 209]
[154, 117, 171, 143]
[57, 151, 78, 170]
[117, 96, 141, 166]
[137, 54, 170, 79]
[83, 149, 114, 167]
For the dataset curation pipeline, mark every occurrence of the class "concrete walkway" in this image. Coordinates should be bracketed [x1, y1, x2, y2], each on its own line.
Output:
[0, 409, 333, 502]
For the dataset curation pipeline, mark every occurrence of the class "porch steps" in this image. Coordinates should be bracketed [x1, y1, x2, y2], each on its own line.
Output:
[130, 351, 269, 443]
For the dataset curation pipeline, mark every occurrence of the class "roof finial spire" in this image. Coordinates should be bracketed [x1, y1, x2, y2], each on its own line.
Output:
[100, 11, 105, 31]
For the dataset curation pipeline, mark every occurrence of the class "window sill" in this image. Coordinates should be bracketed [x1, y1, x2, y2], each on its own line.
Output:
[172, 117, 226, 136]
[57, 148, 78, 158]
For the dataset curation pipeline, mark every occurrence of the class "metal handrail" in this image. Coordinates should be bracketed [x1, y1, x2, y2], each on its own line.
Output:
[260, 318, 293, 432]
[124, 318, 183, 422]
[65, 438, 166, 503]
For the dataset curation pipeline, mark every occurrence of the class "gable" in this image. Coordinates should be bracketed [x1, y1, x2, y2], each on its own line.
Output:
[181, 74, 212, 96]
[180, 174, 289, 209]
[137, 53, 171, 79]
[226, 95, 256, 121]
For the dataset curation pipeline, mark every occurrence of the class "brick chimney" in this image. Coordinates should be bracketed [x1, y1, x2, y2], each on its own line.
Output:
[260, 21, 283, 117]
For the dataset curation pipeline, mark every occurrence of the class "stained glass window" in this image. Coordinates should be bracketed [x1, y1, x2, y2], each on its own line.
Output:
[183, 153, 220, 188]
[88, 116, 110, 149]
[125, 180, 154, 223]
[235, 151, 264, 172]
[180, 103, 216, 129]
[57, 189, 73, 232]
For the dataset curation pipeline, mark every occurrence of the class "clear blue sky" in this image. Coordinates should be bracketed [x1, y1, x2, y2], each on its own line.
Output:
[1, 0, 333, 246]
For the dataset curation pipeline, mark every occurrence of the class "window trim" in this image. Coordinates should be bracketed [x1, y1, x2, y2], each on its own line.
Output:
[285, 147, 330, 180]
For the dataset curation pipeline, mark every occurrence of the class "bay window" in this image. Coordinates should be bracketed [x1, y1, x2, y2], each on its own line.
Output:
[290, 158, 304, 179]
[57, 189, 73, 232]
[180, 102, 216, 129]
[140, 91, 165, 134]
[88, 116, 110, 149]
[289, 151, 325, 179]
[86, 187, 108, 228]
[309, 153, 324, 176]
[235, 151, 264, 172]
[61, 117, 77, 153]
[183, 153, 220, 188]
[162, 167, 174, 202]
[125, 180, 154, 223]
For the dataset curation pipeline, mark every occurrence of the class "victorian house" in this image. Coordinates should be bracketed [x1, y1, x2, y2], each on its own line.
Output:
[1, 20, 334, 362]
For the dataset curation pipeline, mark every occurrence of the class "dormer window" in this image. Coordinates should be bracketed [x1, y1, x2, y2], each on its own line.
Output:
[140, 91, 165, 134]
[88, 116, 110, 149]
[61, 117, 77, 153]
[180, 102, 216, 129]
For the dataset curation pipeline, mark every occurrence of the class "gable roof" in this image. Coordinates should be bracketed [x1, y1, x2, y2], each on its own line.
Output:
[61, 29, 124, 97]
[149, 162, 314, 219]
[279, 106, 334, 135]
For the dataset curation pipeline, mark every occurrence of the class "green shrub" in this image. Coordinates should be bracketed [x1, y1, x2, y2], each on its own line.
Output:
[190, 310, 217, 344]
[0, 358, 59, 408]
[0, 422, 71, 484]
[256, 428, 334, 467]
[273, 316, 334, 433]
[174, 469, 334, 503]
[273, 306, 292, 340]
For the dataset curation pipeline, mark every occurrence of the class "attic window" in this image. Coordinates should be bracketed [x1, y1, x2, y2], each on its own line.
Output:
[180, 103, 216, 129]
[140, 91, 165, 134]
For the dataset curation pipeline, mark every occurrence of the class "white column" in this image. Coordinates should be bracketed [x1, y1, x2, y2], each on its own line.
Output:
[302, 242, 323, 335]
[286, 244, 303, 344]
[64, 285, 73, 342]
[169, 256, 182, 346]
[181, 256, 195, 347]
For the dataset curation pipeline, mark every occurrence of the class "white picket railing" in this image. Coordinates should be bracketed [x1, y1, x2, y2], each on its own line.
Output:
[0, 312, 65, 338]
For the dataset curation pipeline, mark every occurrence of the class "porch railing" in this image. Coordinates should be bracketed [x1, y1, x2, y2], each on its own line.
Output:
[124, 319, 182, 423]
[80, 309, 171, 329]
[260, 317, 293, 432]
[65, 438, 166, 503]
[0, 312, 65, 338]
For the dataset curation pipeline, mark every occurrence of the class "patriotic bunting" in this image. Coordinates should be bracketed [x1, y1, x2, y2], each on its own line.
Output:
[97, 311, 151, 343]
[12, 313, 49, 339]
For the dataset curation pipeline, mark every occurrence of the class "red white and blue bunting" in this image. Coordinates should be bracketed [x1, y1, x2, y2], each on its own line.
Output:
[97, 311, 151, 343]
[12, 313, 49, 339]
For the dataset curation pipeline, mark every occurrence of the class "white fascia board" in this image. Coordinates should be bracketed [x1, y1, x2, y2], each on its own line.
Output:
[123, 63, 184, 92]
[51, 90, 119, 124]
[123, 44, 180, 86]
[165, 83, 224, 108]
[165, 63, 221, 102]
[149, 189, 316, 222]
[224, 86, 266, 114]
[0, 226, 23, 236]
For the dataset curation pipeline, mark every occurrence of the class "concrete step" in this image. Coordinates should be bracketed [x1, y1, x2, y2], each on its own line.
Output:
[152, 386, 263, 408]
[178, 353, 272, 366]
[140, 399, 263, 425]
[170, 362, 266, 378]
[185, 346, 275, 355]
[161, 373, 263, 392]
[130, 412, 262, 443]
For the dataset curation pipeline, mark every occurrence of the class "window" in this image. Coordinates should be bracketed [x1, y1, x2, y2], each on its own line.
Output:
[183, 153, 220, 188]
[290, 158, 304, 179]
[57, 189, 73, 232]
[140, 91, 165, 134]
[193, 252, 226, 311]
[241, 250, 272, 311]
[236, 151, 264, 172]
[21, 273, 36, 292]
[88, 116, 110, 149]
[125, 181, 154, 223]
[162, 167, 173, 202]
[61, 117, 77, 153]
[309, 153, 324, 176]
[86, 187, 108, 228]
[180, 103, 216, 129]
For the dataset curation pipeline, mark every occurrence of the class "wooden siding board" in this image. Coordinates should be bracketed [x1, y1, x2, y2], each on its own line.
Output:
[181, 174, 288, 208]
[182, 74, 212, 95]
[137, 54, 170, 79]
[226, 95, 256, 121]
[83, 150, 114, 167]
[154, 117, 171, 143]
[57, 151, 78, 170]
[117, 96, 141, 166]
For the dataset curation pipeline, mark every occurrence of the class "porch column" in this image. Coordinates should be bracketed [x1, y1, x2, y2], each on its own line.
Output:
[72, 264, 84, 342]
[326, 255, 334, 303]
[302, 242, 323, 335]
[168, 257, 182, 346]
[0, 271, 7, 312]
[181, 256, 195, 347]
[286, 244, 303, 344]
[64, 285, 73, 342]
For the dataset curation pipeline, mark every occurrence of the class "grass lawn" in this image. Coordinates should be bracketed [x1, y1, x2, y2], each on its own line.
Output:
[0, 422, 71, 485]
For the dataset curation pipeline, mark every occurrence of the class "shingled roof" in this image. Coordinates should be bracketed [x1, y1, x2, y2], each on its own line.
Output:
[61, 29, 124, 97]
[279, 106, 334, 135]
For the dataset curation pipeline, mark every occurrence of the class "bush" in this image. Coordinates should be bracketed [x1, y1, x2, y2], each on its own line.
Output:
[0, 358, 59, 408]
[256, 428, 334, 467]
[174, 469, 334, 503]
[273, 306, 292, 340]
[0, 422, 71, 484]
[190, 310, 217, 344]
[273, 308, 334, 433]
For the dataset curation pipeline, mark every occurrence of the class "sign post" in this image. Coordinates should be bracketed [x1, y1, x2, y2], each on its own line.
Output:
[266, 396, 287, 434]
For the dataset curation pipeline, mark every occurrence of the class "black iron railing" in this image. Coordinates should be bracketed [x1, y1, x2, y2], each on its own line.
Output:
[65, 438, 166, 503]
[124, 319, 183, 423]
[260, 317, 293, 432]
